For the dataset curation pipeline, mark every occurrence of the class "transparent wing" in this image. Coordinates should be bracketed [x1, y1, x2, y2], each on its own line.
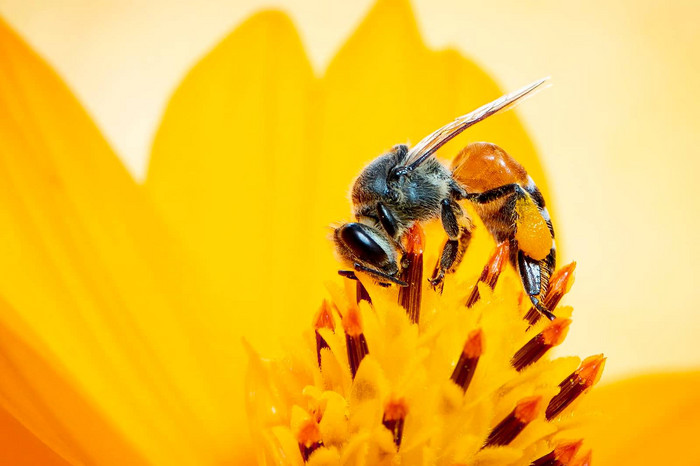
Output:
[401, 77, 549, 172]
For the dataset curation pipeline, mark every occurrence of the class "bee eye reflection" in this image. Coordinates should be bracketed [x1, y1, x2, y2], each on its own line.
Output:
[338, 223, 389, 265]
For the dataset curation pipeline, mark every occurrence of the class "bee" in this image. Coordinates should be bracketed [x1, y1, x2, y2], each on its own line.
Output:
[333, 78, 556, 320]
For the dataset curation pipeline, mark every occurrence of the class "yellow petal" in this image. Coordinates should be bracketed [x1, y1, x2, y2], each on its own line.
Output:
[0, 403, 69, 466]
[0, 311, 146, 464]
[0, 17, 238, 463]
[147, 8, 321, 345]
[573, 371, 700, 465]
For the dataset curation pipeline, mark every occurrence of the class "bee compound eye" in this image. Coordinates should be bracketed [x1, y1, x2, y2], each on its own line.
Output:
[377, 203, 398, 238]
[338, 223, 390, 266]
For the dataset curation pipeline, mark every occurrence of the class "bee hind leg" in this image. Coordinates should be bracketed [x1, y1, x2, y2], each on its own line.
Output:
[515, 246, 556, 320]
[464, 183, 522, 204]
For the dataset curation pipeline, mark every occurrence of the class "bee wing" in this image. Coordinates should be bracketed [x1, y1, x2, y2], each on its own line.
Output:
[401, 77, 549, 172]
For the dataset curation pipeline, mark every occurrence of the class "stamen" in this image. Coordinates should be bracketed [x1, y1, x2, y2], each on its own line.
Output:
[343, 305, 369, 378]
[398, 224, 425, 324]
[531, 439, 583, 466]
[296, 419, 324, 461]
[356, 280, 372, 305]
[337, 270, 372, 304]
[483, 396, 543, 448]
[313, 301, 335, 367]
[525, 262, 576, 325]
[382, 397, 409, 448]
[546, 354, 605, 420]
[570, 449, 592, 466]
[466, 242, 510, 307]
[511, 318, 571, 371]
[450, 329, 483, 393]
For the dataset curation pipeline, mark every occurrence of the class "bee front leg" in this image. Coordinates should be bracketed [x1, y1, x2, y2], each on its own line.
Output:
[353, 263, 408, 287]
[429, 199, 474, 292]
[463, 183, 522, 204]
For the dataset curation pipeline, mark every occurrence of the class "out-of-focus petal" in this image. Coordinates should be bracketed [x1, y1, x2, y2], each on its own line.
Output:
[0, 303, 146, 464]
[0, 404, 69, 466]
[147, 11, 320, 452]
[574, 371, 700, 465]
[148, 10, 320, 351]
[0, 17, 245, 464]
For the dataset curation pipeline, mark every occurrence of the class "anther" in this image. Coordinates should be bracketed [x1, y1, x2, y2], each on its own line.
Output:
[525, 262, 576, 325]
[467, 242, 510, 308]
[337, 271, 373, 304]
[382, 397, 409, 448]
[296, 419, 324, 461]
[451, 329, 483, 393]
[356, 280, 372, 306]
[546, 354, 605, 420]
[483, 396, 543, 448]
[511, 318, 571, 371]
[313, 301, 335, 367]
[343, 305, 369, 378]
[531, 439, 583, 466]
[398, 224, 425, 324]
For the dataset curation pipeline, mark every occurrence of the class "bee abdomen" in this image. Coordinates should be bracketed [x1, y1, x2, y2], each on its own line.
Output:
[451, 142, 528, 193]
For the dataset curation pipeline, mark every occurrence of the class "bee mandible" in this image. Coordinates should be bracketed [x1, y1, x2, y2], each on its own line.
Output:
[333, 78, 556, 320]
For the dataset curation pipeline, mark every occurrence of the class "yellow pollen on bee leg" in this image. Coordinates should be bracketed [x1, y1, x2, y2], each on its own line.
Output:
[514, 198, 551, 260]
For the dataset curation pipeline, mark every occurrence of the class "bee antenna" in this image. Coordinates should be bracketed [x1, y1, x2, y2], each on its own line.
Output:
[394, 144, 409, 160]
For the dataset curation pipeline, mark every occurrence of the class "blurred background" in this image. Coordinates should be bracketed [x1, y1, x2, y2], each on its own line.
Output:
[0, 0, 698, 384]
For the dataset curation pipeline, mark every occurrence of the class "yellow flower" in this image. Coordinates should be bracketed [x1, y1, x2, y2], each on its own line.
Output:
[0, 0, 699, 464]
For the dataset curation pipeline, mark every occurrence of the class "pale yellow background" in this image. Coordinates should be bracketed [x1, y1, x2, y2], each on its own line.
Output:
[1, 0, 698, 382]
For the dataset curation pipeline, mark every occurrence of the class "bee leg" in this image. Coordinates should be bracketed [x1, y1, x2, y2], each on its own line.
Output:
[429, 239, 456, 293]
[338, 270, 359, 280]
[354, 262, 408, 287]
[449, 179, 468, 200]
[339, 269, 390, 296]
[464, 183, 522, 204]
[429, 199, 474, 292]
[514, 246, 556, 320]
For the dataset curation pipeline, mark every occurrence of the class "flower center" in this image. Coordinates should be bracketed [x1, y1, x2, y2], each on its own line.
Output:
[247, 224, 603, 465]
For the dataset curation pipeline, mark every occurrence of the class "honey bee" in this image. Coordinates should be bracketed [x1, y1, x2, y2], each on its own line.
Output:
[333, 78, 556, 320]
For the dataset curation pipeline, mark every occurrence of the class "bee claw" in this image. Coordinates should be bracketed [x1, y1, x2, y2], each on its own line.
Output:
[428, 275, 445, 294]
[531, 297, 556, 321]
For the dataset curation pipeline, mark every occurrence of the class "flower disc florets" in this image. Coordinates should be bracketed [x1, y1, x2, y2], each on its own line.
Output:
[246, 225, 602, 465]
